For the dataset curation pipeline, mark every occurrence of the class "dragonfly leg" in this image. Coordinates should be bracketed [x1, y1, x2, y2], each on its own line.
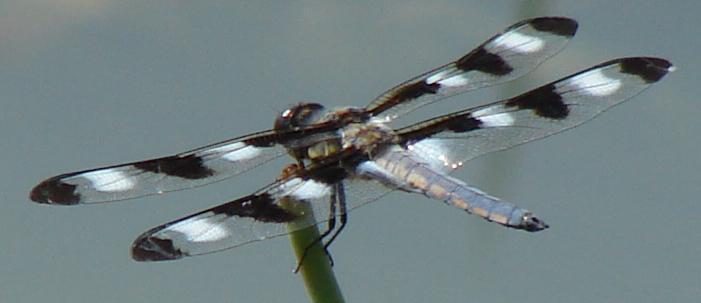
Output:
[294, 185, 338, 273]
[323, 182, 347, 255]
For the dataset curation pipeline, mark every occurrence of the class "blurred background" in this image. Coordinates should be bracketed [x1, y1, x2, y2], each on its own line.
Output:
[1, 1, 698, 302]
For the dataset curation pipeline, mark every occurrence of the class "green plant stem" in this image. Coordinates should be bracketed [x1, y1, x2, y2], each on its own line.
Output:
[286, 201, 345, 303]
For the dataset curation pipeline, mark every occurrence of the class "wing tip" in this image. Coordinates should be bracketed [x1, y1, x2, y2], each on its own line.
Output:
[528, 16, 579, 37]
[619, 57, 675, 83]
[29, 177, 81, 205]
[131, 232, 184, 262]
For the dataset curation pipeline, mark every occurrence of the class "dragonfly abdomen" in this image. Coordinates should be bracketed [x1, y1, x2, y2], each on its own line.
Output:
[374, 148, 548, 231]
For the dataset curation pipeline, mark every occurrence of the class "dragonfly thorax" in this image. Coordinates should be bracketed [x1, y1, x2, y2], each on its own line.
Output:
[275, 104, 373, 163]
[341, 122, 396, 156]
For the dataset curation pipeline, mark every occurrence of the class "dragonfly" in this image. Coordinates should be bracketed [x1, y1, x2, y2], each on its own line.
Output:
[29, 17, 673, 264]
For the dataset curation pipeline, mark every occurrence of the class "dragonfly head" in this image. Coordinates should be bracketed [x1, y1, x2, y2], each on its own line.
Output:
[274, 102, 327, 131]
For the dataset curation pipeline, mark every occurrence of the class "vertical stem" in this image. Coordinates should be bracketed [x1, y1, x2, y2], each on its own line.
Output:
[284, 198, 346, 303]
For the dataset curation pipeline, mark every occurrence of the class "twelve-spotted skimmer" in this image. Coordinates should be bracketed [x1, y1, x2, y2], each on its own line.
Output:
[30, 17, 673, 263]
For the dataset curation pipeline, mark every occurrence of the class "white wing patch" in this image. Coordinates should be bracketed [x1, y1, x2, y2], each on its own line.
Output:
[81, 168, 136, 192]
[472, 105, 500, 117]
[277, 178, 331, 201]
[205, 142, 263, 162]
[566, 69, 622, 96]
[478, 112, 514, 127]
[472, 106, 514, 127]
[491, 32, 545, 53]
[425, 70, 469, 88]
[222, 145, 263, 162]
[170, 215, 230, 242]
[425, 70, 451, 84]
[436, 75, 470, 87]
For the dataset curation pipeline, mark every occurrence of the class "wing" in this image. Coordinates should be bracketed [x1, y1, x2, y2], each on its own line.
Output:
[396, 57, 674, 171]
[29, 128, 327, 205]
[131, 189, 303, 261]
[365, 16, 578, 121]
[131, 162, 392, 261]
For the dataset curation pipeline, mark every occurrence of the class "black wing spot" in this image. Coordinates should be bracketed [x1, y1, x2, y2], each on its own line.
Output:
[619, 57, 673, 83]
[133, 154, 214, 179]
[369, 81, 440, 116]
[29, 177, 80, 205]
[447, 116, 483, 133]
[456, 47, 513, 76]
[394, 81, 440, 103]
[131, 234, 183, 262]
[214, 193, 298, 223]
[529, 17, 578, 37]
[506, 84, 569, 119]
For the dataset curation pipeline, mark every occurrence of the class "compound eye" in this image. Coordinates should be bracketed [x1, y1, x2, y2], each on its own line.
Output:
[274, 102, 326, 130]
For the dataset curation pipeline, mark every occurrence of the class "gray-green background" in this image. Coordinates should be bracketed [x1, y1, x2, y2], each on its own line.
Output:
[2, 1, 698, 302]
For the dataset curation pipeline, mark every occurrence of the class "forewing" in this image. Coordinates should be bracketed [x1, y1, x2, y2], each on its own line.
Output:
[29, 129, 296, 205]
[365, 17, 578, 121]
[397, 57, 674, 171]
